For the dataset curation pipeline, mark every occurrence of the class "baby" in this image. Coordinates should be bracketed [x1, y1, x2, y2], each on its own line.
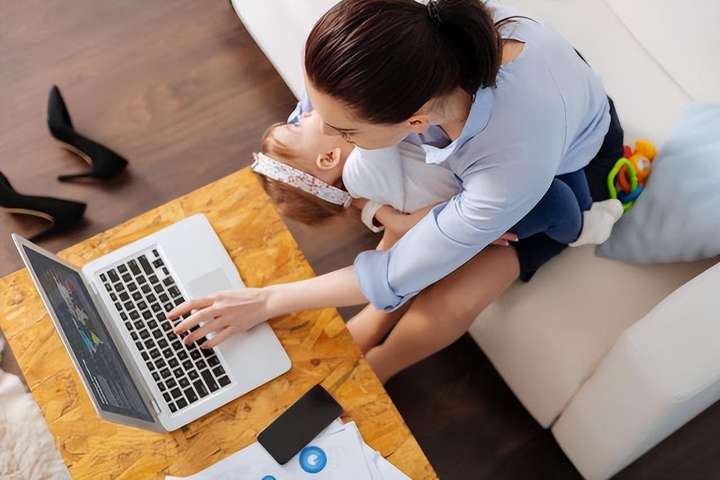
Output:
[254, 111, 621, 246]
[253, 111, 622, 382]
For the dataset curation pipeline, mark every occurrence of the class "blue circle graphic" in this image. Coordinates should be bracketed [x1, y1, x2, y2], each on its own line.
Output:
[299, 445, 327, 474]
[261, 476, 276, 480]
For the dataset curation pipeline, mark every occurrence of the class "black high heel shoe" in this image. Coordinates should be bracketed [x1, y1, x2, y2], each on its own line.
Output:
[47, 85, 128, 182]
[0, 172, 86, 241]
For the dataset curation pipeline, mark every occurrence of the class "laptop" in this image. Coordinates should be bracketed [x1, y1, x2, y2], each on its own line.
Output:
[12, 213, 291, 432]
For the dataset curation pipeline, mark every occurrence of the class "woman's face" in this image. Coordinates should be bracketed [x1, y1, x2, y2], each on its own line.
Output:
[306, 78, 417, 150]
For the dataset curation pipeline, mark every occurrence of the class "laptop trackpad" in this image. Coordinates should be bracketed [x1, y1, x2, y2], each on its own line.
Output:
[187, 269, 232, 298]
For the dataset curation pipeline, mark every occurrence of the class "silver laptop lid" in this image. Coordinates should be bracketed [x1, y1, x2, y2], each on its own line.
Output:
[12, 234, 160, 430]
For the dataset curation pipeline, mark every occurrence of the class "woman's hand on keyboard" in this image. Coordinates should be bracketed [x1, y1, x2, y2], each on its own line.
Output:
[168, 288, 272, 349]
[169, 267, 366, 347]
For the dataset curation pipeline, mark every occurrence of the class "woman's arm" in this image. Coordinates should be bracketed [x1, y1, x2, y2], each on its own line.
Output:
[354, 155, 556, 311]
[169, 208, 410, 347]
[171, 222, 404, 346]
[168, 197, 517, 348]
[168, 266, 367, 348]
[266, 266, 366, 316]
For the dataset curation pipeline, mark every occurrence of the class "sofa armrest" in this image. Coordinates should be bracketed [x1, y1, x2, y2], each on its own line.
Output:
[551, 260, 720, 480]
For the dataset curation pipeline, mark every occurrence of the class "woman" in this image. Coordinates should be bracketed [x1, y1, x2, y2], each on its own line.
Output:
[169, 0, 624, 379]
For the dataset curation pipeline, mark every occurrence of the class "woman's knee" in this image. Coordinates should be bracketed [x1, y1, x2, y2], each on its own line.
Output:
[419, 246, 519, 327]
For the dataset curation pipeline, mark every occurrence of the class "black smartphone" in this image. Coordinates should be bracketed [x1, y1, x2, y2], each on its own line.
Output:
[258, 384, 343, 465]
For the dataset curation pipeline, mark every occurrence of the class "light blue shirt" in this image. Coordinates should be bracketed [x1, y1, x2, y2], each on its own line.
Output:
[289, 6, 610, 310]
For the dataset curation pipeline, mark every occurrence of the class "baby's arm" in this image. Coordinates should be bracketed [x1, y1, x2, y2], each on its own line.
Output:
[376, 227, 400, 251]
[377, 204, 517, 245]
[352, 196, 434, 239]
[374, 204, 435, 238]
[373, 203, 517, 246]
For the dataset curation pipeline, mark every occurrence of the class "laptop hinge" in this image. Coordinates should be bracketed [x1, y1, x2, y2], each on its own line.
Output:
[88, 278, 99, 296]
[83, 272, 162, 421]
[151, 398, 162, 416]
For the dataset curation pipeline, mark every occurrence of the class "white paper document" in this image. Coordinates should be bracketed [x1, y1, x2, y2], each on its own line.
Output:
[165, 420, 410, 480]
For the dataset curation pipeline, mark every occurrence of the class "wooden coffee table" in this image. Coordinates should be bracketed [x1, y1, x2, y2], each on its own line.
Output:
[0, 169, 436, 479]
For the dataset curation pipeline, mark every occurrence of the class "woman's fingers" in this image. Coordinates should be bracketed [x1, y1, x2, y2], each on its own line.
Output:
[167, 296, 214, 320]
[165, 288, 270, 348]
[200, 327, 236, 350]
[182, 316, 224, 345]
[173, 305, 218, 334]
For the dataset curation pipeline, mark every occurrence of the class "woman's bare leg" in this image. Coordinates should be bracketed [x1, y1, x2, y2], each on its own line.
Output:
[366, 245, 520, 383]
[346, 228, 405, 353]
[346, 303, 408, 353]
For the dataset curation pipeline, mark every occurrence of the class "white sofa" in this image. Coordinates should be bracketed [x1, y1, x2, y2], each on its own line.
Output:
[231, 1, 720, 478]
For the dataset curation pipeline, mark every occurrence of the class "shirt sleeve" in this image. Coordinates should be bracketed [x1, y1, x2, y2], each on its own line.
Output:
[287, 91, 313, 124]
[354, 150, 556, 310]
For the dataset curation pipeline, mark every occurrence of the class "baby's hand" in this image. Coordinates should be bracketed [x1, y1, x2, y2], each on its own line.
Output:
[376, 204, 436, 238]
[351, 198, 368, 210]
[492, 232, 519, 246]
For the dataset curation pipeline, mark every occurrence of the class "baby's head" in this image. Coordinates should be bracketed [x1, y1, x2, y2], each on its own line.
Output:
[255, 111, 355, 224]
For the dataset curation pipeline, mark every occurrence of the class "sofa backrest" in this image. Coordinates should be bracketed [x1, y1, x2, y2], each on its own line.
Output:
[605, 0, 719, 103]
[232, 0, 718, 142]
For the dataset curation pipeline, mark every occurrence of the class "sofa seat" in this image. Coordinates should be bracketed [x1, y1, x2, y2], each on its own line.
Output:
[469, 246, 714, 427]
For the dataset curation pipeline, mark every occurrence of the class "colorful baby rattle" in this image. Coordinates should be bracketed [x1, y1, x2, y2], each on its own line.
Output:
[607, 139, 656, 211]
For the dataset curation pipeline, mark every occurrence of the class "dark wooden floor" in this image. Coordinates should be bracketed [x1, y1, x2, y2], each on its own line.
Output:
[2, 1, 719, 479]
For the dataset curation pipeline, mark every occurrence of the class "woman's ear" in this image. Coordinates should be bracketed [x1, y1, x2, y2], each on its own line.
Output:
[316, 147, 343, 170]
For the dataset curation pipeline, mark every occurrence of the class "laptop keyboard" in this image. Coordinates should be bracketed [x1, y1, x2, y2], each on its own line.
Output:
[99, 248, 231, 414]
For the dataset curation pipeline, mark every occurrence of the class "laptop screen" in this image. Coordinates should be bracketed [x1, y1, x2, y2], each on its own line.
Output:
[23, 246, 154, 423]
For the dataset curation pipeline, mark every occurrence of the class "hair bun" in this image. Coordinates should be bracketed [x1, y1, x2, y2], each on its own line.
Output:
[426, 1, 443, 26]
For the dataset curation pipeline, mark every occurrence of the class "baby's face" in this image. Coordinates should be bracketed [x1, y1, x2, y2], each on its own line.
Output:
[273, 111, 354, 171]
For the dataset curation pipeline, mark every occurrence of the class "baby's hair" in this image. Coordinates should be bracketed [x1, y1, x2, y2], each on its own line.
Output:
[255, 122, 346, 225]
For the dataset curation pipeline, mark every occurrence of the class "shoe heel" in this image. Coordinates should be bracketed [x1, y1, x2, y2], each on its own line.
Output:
[47, 85, 128, 182]
[0, 171, 86, 240]
[28, 224, 59, 242]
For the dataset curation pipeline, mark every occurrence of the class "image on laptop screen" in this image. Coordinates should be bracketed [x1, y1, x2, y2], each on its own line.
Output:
[23, 246, 154, 423]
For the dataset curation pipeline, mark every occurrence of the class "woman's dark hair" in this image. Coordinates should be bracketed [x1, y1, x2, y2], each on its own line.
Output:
[305, 0, 503, 124]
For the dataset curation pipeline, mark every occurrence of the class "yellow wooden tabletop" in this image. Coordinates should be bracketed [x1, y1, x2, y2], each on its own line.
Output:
[0, 168, 436, 480]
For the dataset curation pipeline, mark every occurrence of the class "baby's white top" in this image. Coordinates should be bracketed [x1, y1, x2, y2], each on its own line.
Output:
[342, 143, 460, 216]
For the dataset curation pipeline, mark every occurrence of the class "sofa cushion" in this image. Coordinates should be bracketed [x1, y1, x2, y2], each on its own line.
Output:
[606, 0, 720, 103]
[468, 245, 714, 427]
[598, 103, 720, 263]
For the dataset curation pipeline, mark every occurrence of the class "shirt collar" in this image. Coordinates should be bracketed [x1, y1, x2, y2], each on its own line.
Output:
[420, 87, 494, 164]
